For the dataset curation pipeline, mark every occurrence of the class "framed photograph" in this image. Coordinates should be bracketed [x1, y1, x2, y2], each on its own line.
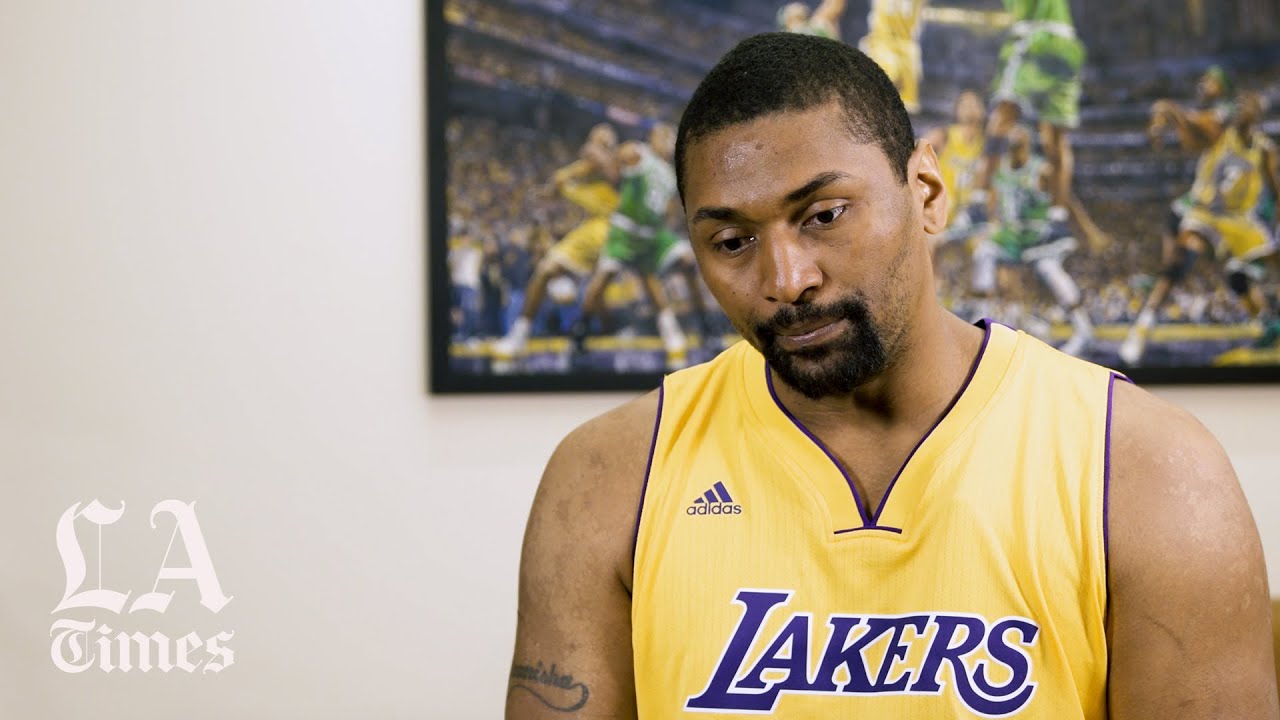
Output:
[428, 0, 1280, 393]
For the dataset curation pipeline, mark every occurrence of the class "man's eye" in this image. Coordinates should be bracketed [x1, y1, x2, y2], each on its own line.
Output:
[805, 206, 846, 227]
[715, 236, 752, 255]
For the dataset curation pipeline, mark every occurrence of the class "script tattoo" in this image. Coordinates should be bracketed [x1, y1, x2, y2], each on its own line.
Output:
[509, 660, 590, 713]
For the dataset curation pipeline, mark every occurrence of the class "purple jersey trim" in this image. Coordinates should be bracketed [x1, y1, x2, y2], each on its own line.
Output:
[1103, 372, 1116, 715]
[631, 381, 665, 564]
[766, 368, 874, 527]
[869, 318, 994, 525]
[764, 318, 993, 533]
[835, 525, 904, 535]
[1103, 370, 1129, 715]
[1103, 373, 1116, 583]
[1102, 371, 1131, 580]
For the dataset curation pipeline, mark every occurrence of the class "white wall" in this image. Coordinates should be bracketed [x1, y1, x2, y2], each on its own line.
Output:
[0, 2, 1276, 718]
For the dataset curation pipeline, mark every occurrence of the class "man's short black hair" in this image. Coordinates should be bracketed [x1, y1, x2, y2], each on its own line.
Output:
[675, 32, 916, 200]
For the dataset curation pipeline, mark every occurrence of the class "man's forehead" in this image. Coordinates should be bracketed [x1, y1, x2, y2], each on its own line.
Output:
[683, 105, 886, 201]
[693, 103, 847, 151]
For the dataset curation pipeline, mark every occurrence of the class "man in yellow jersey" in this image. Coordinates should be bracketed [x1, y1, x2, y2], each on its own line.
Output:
[857, 0, 927, 113]
[494, 123, 619, 358]
[1144, 66, 1238, 326]
[777, 0, 844, 40]
[1120, 91, 1280, 365]
[507, 34, 1277, 720]
[927, 90, 1008, 320]
[927, 89, 987, 242]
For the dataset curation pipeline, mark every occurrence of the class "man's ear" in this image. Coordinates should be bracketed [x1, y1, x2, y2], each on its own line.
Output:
[911, 139, 948, 237]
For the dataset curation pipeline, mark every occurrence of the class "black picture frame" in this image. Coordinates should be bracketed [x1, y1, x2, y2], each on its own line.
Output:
[428, 0, 1280, 393]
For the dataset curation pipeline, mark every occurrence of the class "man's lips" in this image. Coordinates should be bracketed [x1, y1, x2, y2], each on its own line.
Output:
[773, 317, 849, 349]
[777, 317, 841, 337]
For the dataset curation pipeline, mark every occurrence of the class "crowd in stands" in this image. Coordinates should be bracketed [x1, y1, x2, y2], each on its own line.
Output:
[448, 32, 677, 121]
[569, 0, 749, 67]
[451, 0, 700, 84]
[447, 119, 569, 340]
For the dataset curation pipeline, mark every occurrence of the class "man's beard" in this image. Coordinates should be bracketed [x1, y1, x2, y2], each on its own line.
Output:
[754, 296, 889, 400]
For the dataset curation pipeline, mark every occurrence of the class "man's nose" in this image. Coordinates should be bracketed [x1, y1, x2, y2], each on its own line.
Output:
[760, 233, 822, 305]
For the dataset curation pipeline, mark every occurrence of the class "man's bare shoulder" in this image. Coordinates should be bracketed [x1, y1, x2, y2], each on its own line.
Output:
[1109, 380, 1236, 501]
[525, 389, 661, 587]
[544, 389, 661, 493]
[1107, 379, 1256, 587]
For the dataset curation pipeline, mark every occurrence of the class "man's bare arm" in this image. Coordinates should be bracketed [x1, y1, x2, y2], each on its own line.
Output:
[1150, 101, 1224, 153]
[811, 0, 846, 27]
[581, 142, 619, 184]
[506, 392, 658, 719]
[553, 159, 594, 188]
[1173, 107, 1225, 151]
[1108, 381, 1279, 719]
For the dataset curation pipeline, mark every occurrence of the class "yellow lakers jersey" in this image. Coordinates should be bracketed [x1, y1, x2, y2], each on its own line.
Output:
[1190, 126, 1274, 216]
[633, 321, 1115, 719]
[866, 0, 926, 41]
[940, 125, 984, 220]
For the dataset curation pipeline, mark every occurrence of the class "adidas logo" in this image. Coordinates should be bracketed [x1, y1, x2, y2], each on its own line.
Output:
[687, 481, 743, 516]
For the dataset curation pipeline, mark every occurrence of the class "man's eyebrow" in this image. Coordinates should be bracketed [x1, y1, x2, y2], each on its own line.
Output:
[689, 206, 742, 224]
[783, 171, 850, 205]
[689, 171, 853, 226]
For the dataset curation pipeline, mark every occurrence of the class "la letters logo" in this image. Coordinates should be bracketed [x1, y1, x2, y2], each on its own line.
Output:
[686, 590, 1039, 717]
[50, 500, 235, 674]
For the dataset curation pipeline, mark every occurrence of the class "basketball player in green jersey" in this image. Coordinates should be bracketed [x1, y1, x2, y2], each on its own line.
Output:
[643, 125, 723, 350]
[982, 0, 1108, 253]
[980, 125, 1093, 355]
[508, 34, 1277, 720]
[777, 0, 845, 40]
[572, 124, 689, 369]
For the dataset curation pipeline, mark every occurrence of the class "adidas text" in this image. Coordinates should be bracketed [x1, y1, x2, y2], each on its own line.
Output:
[687, 503, 742, 515]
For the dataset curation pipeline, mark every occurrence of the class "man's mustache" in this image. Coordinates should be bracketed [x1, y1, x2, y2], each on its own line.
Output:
[756, 299, 870, 338]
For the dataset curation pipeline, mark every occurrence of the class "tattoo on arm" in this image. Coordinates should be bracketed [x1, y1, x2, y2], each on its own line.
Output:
[509, 660, 591, 713]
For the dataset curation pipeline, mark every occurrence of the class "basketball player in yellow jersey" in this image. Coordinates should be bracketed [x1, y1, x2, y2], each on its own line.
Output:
[495, 124, 619, 357]
[926, 89, 986, 236]
[507, 34, 1278, 720]
[1119, 91, 1280, 366]
[858, 0, 927, 113]
[777, 0, 845, 40]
